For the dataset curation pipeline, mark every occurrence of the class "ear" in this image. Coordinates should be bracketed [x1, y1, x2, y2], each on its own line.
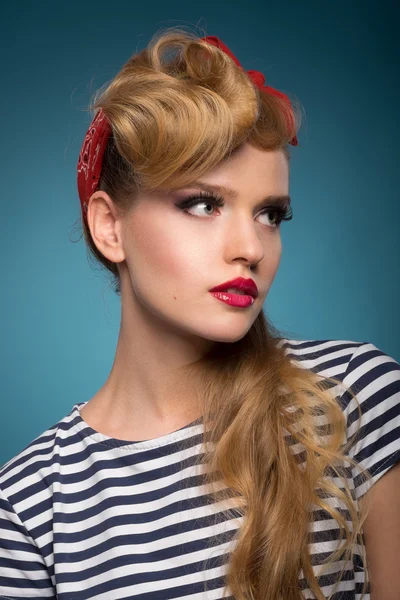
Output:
[86, 191, 126, 264]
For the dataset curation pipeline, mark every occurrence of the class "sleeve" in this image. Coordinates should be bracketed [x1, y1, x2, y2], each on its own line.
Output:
[339, 341, 400, 500]
[0, 485, 56, 599]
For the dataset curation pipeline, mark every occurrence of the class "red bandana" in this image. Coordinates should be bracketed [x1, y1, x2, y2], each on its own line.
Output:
[77, 35, 298, 224]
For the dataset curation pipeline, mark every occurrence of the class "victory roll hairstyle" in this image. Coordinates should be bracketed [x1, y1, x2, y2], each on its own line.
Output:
[75, 26, 372, 600]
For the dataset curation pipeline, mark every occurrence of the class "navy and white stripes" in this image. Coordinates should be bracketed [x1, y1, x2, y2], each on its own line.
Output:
[1, 339, 399, 599]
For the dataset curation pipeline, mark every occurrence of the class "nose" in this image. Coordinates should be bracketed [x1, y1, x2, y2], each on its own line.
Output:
[225, 218, 265, 268]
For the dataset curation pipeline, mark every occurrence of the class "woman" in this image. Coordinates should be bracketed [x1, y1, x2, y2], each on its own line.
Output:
[0, 27, 399, 600]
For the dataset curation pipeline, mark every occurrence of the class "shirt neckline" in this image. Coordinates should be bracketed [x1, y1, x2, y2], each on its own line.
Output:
[70, 401, 204, 451]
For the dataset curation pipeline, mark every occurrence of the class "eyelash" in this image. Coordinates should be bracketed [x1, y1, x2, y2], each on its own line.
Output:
[175, 191, 293, 227]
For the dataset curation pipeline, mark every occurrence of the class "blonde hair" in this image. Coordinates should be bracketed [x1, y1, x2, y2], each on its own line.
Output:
[76, 25, 372, 600]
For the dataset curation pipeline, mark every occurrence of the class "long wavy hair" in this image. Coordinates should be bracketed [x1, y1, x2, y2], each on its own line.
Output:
[74, 26, 372, 600]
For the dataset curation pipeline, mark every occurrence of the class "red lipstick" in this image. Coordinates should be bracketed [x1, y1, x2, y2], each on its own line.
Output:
[209, 277, 258, 308]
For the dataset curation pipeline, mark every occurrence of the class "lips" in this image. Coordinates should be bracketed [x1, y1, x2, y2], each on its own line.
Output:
[209, 277, 258, 298]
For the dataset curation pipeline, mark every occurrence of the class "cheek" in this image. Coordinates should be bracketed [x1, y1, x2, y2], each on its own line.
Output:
[272, 238, 282, 268]
[127, 215, 202, 282]
[263, 237, 282, 280]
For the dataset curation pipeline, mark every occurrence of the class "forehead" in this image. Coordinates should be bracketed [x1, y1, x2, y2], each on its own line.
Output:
[216, 141, 286, 167]
[200, 144, 289, 190]
[138, 144, 289, 206]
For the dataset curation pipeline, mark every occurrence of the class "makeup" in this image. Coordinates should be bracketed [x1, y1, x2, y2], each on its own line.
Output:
[209, 291, 255, 308]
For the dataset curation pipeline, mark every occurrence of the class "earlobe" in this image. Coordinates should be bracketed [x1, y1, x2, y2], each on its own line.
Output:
[87, 191, 126, 264]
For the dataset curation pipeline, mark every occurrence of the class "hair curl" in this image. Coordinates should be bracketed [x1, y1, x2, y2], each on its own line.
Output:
[73, 25, 372, 600]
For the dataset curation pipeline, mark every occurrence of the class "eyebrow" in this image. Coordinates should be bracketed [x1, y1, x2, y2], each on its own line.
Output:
[184, 181, 291, 206]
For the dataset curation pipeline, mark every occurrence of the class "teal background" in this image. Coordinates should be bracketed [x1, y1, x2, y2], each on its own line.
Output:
[1, 1, 398, 466]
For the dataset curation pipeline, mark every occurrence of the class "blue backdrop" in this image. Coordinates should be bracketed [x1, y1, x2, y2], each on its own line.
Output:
[1, 1, 398, 465]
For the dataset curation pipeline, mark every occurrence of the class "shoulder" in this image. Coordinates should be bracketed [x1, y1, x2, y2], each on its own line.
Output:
[0, 403, 83, 510]
[0, 409, 78, 597]
[278, 338, 400, 388]
[277, 337, 365, 378]
[279, 337, 400, 499]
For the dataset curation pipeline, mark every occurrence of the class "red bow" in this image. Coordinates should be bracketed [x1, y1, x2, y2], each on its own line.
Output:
[202, 35, 298, 146]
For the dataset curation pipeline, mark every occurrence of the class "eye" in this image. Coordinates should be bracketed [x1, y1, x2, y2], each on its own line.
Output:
[175, 191, 293, 228]
[175, 192, 224, 217]
[258, 206, 293, 228]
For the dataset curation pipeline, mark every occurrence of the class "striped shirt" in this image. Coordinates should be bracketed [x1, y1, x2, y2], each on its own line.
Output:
[1, 339, 399, 600]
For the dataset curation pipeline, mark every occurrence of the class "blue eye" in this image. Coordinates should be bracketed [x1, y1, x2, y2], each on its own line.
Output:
[175, 191, 293, 227]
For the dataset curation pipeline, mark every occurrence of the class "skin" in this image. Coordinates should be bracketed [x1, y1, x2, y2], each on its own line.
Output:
[80, 142, 289, 441]
[359, 462, 400, 600]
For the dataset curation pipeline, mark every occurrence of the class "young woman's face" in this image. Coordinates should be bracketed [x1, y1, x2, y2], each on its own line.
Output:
[118, 142, 289, 343]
